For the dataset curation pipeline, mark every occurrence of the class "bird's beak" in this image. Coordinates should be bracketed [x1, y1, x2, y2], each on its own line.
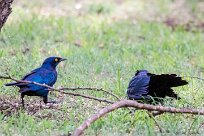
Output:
[60, 58, 67, 61]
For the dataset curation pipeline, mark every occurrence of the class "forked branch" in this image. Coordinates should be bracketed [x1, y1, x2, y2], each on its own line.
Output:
[73, 100, 204, 136]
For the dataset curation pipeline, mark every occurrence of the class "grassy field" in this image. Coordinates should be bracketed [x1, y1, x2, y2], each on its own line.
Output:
[1, 0, 204, 135]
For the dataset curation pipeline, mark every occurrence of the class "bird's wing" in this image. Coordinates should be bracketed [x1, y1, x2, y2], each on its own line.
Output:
[149, 74, 188, 88]
[21, 68, 41, 80]
[4, 68, 40, 86]
[21, 69, 56, 88]
[127, 75, 150, 99]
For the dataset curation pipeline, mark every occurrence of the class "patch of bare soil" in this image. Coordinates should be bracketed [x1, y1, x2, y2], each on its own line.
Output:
[0, 94, 109, 122]
[0, 95, 69, 120]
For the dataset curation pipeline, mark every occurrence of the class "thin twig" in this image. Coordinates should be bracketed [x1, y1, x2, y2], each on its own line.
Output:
[0, 75, 115, 104]
[61, 92, 114, 104]
[59, 87, 120, 100]
[147, 112, 163, 133]
[186, 117, 198, 136]
[73, 100, 204, 136]
[151, 111, 165, 117]
[182, 76, 204, 81]
[0, 75, 56, 90]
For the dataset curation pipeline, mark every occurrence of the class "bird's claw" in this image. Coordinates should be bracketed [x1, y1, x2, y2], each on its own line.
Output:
[47, 100, 60, 104]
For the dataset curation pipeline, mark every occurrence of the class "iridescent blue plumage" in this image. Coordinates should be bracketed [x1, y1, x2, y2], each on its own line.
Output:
[127, 70, 188, 103]
[127, 70, 151, 100]
[5, 56, 66, 108]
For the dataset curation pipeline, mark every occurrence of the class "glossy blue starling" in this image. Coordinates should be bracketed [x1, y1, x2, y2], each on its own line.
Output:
[5, 56, 66, 108]
[127, 70, 188, 103]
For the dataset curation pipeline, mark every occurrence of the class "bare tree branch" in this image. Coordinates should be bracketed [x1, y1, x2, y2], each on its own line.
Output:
[59, 87, 120, 100]
[61, 92, 114, 104]
[0, 75, 115, 104]
[0, 74, 59, 91]
[73, 100, 204, 136]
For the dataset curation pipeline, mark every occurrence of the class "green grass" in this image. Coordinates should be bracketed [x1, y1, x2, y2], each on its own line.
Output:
[1, 0, 204, 135]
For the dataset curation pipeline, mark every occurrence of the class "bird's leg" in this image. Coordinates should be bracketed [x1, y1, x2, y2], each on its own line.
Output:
[43, 96, 59, 104]
[21, 93, 25, 109]
[43, 96, 48, 104]
[47, 100, 59, 103]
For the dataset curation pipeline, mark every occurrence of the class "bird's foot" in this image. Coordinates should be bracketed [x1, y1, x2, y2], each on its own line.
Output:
[44, 100, 61, 108]
[47, 100, 61, 104]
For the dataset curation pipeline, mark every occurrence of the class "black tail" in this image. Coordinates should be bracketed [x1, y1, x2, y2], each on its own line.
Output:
[5, 82, 18, 86]
[150, 74, 188, 87]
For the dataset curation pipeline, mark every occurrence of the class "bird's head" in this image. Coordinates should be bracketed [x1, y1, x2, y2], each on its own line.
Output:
[135, 70, 149, 76]
[41, 57, 67, 69]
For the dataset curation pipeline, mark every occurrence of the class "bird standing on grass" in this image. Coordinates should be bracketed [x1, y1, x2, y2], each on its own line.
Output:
[5, 56, 66, 108]
[127, 70, 188, 103]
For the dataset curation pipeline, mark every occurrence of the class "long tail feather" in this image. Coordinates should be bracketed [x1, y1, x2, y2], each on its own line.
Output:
[150, 74, 188, 87]
[4, 82, 18, 86]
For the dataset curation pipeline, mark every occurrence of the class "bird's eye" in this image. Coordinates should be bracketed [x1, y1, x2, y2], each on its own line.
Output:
[54, 58, 59, 62]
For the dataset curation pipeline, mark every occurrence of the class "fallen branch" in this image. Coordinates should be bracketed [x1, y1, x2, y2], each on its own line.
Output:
[73, 100, 204, 136]
[0, 75, 115, 104]
[59, 87, 120, 100]
[62, 92, 114, 104]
